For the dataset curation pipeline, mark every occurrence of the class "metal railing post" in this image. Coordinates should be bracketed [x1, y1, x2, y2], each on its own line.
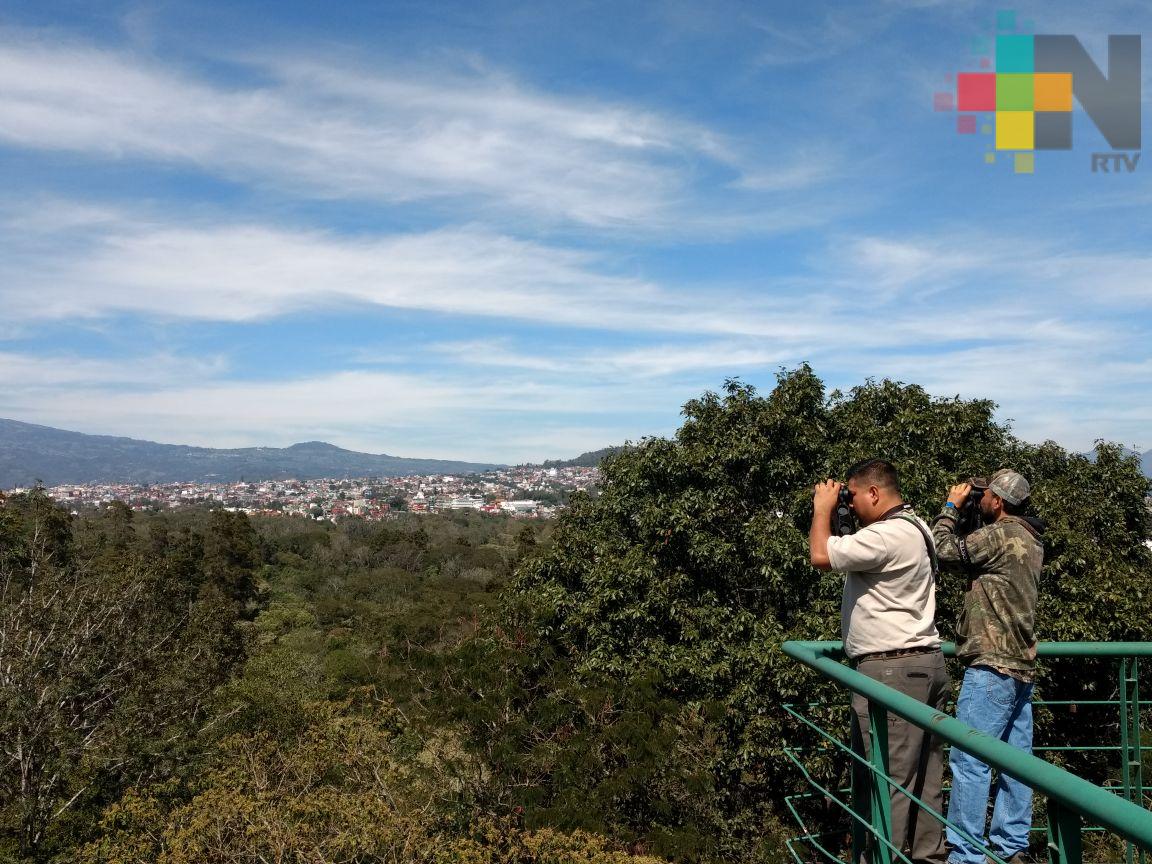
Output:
[1121, 656, 1146, 864]
[1046, 800, 1082, 864]
[867, 702, 894, 864]
[1137, 657, 1147, 864]
[852, 730, 868, 864]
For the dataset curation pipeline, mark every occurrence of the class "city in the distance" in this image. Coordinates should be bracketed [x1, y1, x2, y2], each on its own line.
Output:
[0, 416, 614, 519]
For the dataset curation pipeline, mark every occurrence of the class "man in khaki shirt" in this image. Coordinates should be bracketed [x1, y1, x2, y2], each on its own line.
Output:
[811, 458, 950, 864]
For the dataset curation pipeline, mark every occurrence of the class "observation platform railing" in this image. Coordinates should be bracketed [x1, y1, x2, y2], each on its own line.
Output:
[782, 641, 1151, 864]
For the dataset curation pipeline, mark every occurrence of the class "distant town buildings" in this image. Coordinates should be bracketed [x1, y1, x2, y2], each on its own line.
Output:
[25, 464, 600, 522]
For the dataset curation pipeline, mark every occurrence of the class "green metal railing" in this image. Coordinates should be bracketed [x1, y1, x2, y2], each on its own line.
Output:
[782, 641, 1152, 864]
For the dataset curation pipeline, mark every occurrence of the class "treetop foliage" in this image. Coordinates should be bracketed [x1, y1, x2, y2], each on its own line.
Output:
[2, 367, 1148, 864]
[444, 366, 1151, 861]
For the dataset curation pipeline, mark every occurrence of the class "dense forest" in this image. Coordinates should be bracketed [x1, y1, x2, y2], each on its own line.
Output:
[2, 367, 1150, 863]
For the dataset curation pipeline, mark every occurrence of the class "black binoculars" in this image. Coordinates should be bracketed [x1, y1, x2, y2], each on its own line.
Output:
[833, 485, 856, 536]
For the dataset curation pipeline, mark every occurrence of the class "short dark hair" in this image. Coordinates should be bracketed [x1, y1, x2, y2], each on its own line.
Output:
[846, 458, 901, 494]
[1001, 497, 1028, 516]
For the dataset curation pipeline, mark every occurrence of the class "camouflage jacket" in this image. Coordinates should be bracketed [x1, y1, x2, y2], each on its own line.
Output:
[932, 510, 1043, 672]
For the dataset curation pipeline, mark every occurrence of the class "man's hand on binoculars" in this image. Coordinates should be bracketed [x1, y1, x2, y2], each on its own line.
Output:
[947, 483, 972, 508]
[813, 479, 842, 513]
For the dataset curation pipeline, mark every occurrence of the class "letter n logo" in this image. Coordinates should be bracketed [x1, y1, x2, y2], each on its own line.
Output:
[1034, 35, 1141, 150]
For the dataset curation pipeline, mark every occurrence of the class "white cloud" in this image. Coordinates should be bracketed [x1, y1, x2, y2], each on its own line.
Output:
[426, 340, 570, 373]
[2, 206, 1149, 457]
[6, 329, 1145, 462]
[0, 205, 860, 338]
[0, 215, 682, 327]
[1027, 252, 1152, 306]
[828, 236, 995, 299]
[733, 149, 842, 193]
[5, 206, 1147, 353]
[0, 351, 228, 388]
[819, 229, 1152, 312]
[429, 338, 790, 378]
[0, 364, 685, 462]
[825, 333, 1152, 452]
[747, 2, 910, 66]
[0, 32, 767, 228]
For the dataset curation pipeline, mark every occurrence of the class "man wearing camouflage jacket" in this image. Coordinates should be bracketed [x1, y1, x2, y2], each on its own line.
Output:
[932, 469, 1044, 864]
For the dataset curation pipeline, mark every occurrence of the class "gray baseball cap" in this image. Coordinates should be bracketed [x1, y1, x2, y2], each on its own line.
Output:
[989, 468, 1030, 505]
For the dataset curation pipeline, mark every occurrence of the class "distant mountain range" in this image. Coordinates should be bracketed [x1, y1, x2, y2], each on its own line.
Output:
[0, 418, 504, 488]
[2, 417, 1147, 489]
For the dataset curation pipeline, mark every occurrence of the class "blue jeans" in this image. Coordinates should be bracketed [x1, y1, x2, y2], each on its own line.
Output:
[947, 665, 1035, 864]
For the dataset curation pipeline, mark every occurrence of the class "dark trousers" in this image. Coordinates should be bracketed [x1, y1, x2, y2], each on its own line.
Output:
[851, 650, 951, 864]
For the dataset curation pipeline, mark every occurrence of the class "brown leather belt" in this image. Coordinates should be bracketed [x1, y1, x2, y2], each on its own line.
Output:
[851, 645, 941, 667]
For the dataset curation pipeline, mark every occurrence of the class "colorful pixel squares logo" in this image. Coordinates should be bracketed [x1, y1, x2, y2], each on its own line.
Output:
[935, 10, 1141, 175]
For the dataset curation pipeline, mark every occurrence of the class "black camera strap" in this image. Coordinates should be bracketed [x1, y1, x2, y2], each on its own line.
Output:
[881, 504, 940, 580]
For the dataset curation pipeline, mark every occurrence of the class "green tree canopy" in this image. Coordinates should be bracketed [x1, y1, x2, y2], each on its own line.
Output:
[441, 366, 1152, 862]
[0, 493, 259, 861]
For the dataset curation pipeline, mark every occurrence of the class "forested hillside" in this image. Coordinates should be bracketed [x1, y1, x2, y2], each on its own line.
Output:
[2, 367, 1149, 863]
[0, 418, 502, 487]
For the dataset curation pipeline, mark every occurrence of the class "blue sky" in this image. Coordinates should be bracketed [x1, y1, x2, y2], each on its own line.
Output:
[0, 0, 1149, 462]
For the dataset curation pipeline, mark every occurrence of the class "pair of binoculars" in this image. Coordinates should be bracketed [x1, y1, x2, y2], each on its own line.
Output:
[833, 486, 855, 536]
[955, 477, 989, 536]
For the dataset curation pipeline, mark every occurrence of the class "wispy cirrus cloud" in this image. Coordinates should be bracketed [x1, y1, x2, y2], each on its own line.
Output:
[0, 30, 810, 229]
[428, 338, 791, 378]
[816, 229, 1152, 311]
[0, 351, 228, 388]
[0, 203, 852, 337]
[855, 346, 1152, 451]
[0, 211, 682, 328]
[4, 202, 1148, 347]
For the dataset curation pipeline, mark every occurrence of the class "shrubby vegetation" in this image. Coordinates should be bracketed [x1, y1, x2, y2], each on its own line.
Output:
[1, 366, 1148, 863]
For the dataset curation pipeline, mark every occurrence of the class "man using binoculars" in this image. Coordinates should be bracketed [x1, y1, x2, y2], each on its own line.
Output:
[810, 458, 950, 864]
[932, 469, 1043, 864]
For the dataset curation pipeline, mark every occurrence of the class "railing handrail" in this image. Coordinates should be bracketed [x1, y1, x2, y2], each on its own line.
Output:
[782, 640, 1152, 851]
[790, 640, 1152, 658]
